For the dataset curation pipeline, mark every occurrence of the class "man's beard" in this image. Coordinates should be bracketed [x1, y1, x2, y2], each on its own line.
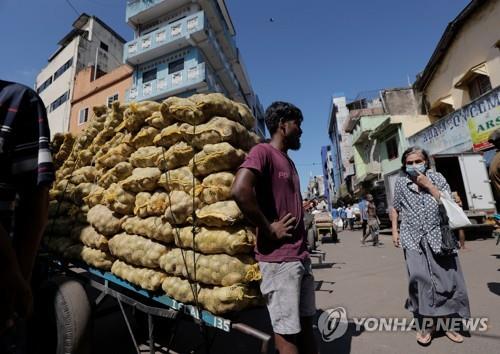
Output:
[286, 135, 301, 150]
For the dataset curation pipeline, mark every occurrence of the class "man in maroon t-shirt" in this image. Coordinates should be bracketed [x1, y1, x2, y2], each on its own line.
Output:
[232, 102, 318, 354]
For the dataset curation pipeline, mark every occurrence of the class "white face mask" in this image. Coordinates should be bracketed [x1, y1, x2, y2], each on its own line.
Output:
[406, 162, 426, 176]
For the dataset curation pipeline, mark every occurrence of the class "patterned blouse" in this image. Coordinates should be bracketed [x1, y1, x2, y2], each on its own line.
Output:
[393, 170, 451, 254]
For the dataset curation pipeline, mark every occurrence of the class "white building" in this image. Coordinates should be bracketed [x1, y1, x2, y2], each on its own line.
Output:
[35, 13, 126, 135]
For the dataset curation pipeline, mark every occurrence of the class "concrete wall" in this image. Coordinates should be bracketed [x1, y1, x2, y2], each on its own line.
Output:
[382, 88, 419, 115]
[424, 0, 500, 112]
[69, 65, 133, 135]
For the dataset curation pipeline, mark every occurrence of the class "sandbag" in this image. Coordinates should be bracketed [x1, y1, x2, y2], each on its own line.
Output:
[189, 143, 245, 177]
[77, 226, 109, 251]
[103, 183, 136, 215]
[196, 201, 243, 227]
[108, 233, 170, 269]
[121, 101, 161, 133]
[235, 102, 256, 130]
[175, 226, 255, 255]
[87, 204, 124, 236]
[120, 167, 161, 193]
[97, 162, 133, 189]
[71, 183, 100, 205]
[134, 192, 151, 218]
[130, 146, 163, 168]
[92, 127, 115, 147]
[111, 260, 166, 291]
[199, 172, 234, 205]
[161, 276, 200, 304]
[146, 111, 174, 129]
[159, 248, 260, 286]
[64, 244, 114, 271]
[189, 93, 239, 123]
[153, 123, 184, 147]
[131, 126, 160, 148]
[160, 97, 205, 125]
[95, 143, 134, 170]
[122, 216, 174, 244]
[158, 166, 200, 194]
[164, 190, 199, 225]
[156, 142, 194, 171]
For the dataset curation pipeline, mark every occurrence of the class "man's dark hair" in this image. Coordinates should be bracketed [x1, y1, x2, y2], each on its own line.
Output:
[400, 146, 430, 172]
[265, 101, 303, 135]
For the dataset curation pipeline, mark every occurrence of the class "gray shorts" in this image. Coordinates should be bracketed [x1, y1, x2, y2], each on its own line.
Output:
[259, 258, 316, 335]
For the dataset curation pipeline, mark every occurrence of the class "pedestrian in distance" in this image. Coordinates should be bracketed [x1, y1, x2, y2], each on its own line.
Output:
[451, 191, 468, 251]
[232, 101, 318, 354]
[361, 194, 380, 246]
[359, 196, 368, 239]
[346, 204, 355, 230]
[0, 80, 54, 349]
[391, 147, 470, 346]
[340, 206, 347, 230]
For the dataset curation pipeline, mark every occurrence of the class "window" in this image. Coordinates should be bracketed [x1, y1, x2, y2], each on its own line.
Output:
[468, 75, 492, 100]
[100, 41, 109, 52]
[168, 58, 184, 74]
[49, 91, 69, 112]
[37, 76, 52, 94]
[107, 94, 119, 107]
[386, 136, 398, 160]
[78, 107, 89, 125]
[53, 59, 73, 81]
[142, 68, 157, 83]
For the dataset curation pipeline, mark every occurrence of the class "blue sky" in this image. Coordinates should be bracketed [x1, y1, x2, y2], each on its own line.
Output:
[0, 0, 470, 191]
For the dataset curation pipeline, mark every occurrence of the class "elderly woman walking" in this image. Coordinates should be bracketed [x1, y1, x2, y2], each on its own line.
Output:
[391, 147, 470, 346]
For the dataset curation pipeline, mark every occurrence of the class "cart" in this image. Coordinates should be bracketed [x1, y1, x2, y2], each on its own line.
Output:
[313, 212, 338, 243]
[41, 256, 271, 354]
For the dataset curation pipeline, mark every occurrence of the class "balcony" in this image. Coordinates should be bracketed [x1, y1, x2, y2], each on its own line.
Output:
[126, 62, 206, 102]
[356, 161, 382, 183]
[343, 107, 385, 133]
[124, 11, 205, 65]
[126, 0, 189, 26]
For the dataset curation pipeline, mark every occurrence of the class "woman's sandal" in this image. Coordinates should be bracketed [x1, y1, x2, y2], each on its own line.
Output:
[445, 330, 464, 343]
[416, 330, 432, 346]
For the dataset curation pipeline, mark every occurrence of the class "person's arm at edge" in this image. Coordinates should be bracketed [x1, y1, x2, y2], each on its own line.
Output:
[391, 208, 400, 247]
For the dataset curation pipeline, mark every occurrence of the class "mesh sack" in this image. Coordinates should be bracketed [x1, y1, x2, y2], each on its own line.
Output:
[164, 190, 199, 225]
[68, 166, 98, 185]
[103, 183, 136, 215]
[108, 233, 170, 269]
[199, 283, 261, 315]
[134, 192, 151, 218]
[196, 201, 244, 227]
[146, 111, 174, 129]
[180, 117, 248, 150]
[153, 123, 184, 147]
[71, 183, 100, 205]
[156, 142, 194, 171]
[175, 226, 255, 255]
[131, 126, 160, 148]
[146, 191, 169, 217]
[189, 93, 239, 123]
[199, 172, 234, 205]
[159, 248, 260, 286]
[77, 226, 109, 251]
[122, 216, 174, 244]
[87, 204, 124, 236]
[120, 101, 161, 133]
[95, 143, 134, 170]
[111, 260, 167, 291]
[189, 143, 245, 177]
[160, 97, 205, 125]
[130, 146, 163, 168]
[158, 166, 200, 194]
[119, 167, 161, 193]
[64, 244, 114, 271]
[97, 162, 134, 189]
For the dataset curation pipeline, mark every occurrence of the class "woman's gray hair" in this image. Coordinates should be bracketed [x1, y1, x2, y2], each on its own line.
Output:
[400, 146, 430, 172]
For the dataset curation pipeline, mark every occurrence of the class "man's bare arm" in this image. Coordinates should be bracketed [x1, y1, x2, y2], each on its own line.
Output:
[231, 168, 295, 240]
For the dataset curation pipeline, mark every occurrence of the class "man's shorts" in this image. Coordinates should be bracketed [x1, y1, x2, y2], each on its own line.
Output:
[258, 258, 316, 335]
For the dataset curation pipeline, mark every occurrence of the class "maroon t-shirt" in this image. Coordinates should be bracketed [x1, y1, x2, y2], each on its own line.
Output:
[239, 143, 309, 262]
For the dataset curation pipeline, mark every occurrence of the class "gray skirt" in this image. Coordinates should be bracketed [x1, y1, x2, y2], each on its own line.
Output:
[404, 239, 470, 319]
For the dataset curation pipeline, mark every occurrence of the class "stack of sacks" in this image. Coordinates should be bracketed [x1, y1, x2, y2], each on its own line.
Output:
[45, 94, 264, 314]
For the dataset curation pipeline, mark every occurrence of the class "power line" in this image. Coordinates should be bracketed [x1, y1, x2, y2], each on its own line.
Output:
[64, 0, 80, 16]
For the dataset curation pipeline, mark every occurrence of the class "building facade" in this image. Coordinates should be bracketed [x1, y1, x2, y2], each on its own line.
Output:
[35, 14, 125, 135]
[321, 145, 335, 209]
[124, 0, 265, 136]
[69, 65, 133, 135]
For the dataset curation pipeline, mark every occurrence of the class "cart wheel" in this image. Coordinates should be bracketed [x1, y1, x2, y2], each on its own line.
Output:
[36, 276, 92, 354]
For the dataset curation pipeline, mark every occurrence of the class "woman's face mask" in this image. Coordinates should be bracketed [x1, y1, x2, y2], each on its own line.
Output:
[405, 162, 426, 176]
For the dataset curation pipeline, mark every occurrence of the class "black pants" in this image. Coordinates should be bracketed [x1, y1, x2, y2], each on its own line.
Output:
[362, 220, 367, 236]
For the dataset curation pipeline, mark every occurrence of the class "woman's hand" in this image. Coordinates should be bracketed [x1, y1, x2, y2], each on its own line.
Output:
[392, 232, 400, 248]
[415, 171, 433, 190]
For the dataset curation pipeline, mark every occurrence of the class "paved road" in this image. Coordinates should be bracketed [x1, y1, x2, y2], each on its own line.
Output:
[93, 228, 500, 353]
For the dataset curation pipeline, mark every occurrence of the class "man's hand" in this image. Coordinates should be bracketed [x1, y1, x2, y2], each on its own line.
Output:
[270, 213, 296, 240]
